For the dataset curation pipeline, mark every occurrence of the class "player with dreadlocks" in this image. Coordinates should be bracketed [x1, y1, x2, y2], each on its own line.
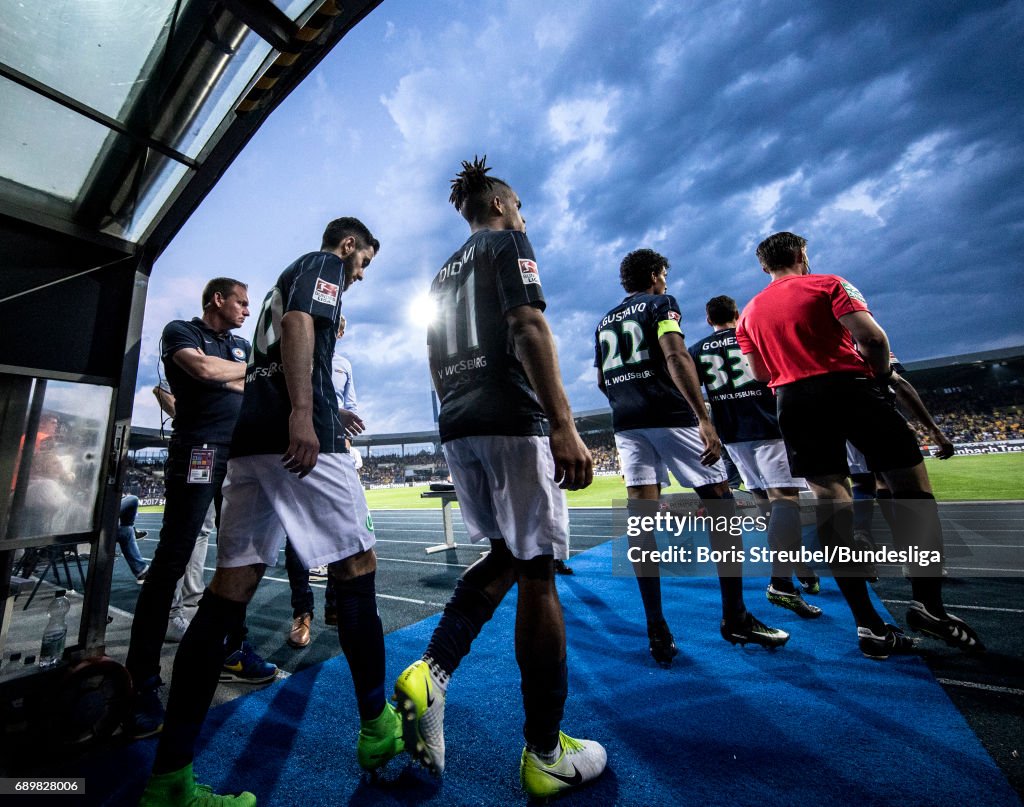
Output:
[393, 156, 608, 798]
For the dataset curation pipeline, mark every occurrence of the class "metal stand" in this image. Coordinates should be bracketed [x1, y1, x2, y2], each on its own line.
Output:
[421, 490, 458, 554]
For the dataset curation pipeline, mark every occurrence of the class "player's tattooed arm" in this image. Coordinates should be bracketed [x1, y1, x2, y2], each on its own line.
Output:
[280, 310, 319, 477]
[660, 332, 722, 466]
[890, 371, 955, 459]
[506, 304, 594, 490]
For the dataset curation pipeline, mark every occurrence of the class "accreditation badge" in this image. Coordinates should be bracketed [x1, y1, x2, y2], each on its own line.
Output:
[188, 447, 215, 484]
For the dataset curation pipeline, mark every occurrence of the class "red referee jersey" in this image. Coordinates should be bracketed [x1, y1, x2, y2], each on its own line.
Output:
[736, 273, 871, 387]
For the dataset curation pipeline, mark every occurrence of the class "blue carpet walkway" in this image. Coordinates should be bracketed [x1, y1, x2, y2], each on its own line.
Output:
[96, 538, 1020, 806]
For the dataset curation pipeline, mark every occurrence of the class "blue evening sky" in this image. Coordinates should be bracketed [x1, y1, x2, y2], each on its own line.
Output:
[133, 0, 1024, 436]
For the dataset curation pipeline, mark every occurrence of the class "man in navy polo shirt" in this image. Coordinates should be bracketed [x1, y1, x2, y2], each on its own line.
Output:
[127, 278, 276, 740]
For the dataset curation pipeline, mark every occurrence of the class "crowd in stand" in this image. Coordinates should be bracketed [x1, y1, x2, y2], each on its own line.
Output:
[360, 449, 449, 486]
[581, 432, 618, 473]
[124, 380, 1022, 496]
[123, 463, 166, 500]
[911, 383, 1023, 444]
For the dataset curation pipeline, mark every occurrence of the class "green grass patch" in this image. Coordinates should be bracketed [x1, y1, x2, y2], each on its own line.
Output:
[365, 454, 1022, 507]
[922, 452, 1023, 501]
[364, 486, 456, 509]
[137, 453, 1023, 514]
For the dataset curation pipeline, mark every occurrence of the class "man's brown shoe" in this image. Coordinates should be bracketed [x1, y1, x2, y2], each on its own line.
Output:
[288, 613, 312, 648]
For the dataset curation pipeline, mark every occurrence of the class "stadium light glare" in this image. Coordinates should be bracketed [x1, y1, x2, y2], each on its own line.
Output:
[408, 292, 438, 327]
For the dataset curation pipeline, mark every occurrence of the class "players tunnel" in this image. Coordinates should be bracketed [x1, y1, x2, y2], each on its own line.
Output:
[0, 0, 382, 758]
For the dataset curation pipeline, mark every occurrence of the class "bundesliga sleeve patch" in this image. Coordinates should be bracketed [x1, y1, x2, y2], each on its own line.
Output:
[518, 259, 541, 285]
[667, 310, 680, 321]
[840, 280, 866, 305]
[313, 278, 340, 306]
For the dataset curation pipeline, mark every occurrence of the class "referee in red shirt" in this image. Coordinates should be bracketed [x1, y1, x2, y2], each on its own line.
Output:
[736, 231, 983, 659]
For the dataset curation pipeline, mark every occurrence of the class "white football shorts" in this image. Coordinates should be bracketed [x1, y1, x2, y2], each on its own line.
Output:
[615, 427, 728, 489]
[442, 435, 569, 561]
[217, 452, 374, 569]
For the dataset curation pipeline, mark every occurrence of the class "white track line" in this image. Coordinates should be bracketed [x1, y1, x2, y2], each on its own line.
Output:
[219, 574, 442, 606]
[881, 599, 1024, 614]
[375, 556, 469, 569]
[948, 546, 1024, 551]
[935, 679, 1024, 697]
[938, 501, 1024, 506]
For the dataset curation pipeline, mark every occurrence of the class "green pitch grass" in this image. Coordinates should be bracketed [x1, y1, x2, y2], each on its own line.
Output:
[138, 453, 1021, 514]
[361, 452, 1022, 509]
[923, 452, 1023, 501]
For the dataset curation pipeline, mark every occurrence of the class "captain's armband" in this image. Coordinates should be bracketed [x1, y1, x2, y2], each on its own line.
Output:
[656, 319, 682, 338]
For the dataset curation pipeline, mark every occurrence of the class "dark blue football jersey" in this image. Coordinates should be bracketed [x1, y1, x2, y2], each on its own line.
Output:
[428, 229, 547, 442]
[232, 252, 347, 457]
[594, 293, 699, 432]
[689, 327, 780, 443]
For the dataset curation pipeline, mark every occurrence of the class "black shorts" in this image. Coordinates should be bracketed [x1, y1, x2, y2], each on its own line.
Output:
[776, 373, 922, 478]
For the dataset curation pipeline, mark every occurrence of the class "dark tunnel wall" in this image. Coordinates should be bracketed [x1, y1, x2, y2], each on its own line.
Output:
[0, 214, 139, 381]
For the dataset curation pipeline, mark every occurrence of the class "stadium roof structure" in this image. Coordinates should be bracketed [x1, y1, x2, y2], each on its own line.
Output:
[901, 345, 1024, 389]
[352, 429, 441, 454]
[128, 425, 171, 452]
[574, 407, 614, 433]
[0, 1, 382, 382]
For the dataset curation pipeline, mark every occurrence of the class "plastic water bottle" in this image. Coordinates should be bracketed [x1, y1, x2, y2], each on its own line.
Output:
[39, 589, 70, 669]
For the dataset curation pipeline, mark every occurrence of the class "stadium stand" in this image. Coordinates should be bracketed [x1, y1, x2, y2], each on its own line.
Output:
[124, 346, 1024, 495]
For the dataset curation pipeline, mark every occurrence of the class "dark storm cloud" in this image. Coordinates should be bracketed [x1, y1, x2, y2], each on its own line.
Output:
[499, 0, 1022, 411]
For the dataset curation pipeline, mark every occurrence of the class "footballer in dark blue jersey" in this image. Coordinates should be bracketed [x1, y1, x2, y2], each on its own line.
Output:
[397, 157, 605, 795]
[693, 295, 820, 619]
[429, 227, 547, 441]
[597, 250, 788, 663]
[689, 322, 778, 444]
[139, 218, 402, 806]
[233, 250, 355, 458]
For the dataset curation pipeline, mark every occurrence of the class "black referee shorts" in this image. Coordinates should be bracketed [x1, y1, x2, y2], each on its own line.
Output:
[776, 372, 922, 479]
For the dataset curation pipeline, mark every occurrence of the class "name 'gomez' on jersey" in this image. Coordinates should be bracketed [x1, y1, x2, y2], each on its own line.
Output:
[595, 293, 698, 432]
[232, 251, 347, 458]
[428, 229, 547, 442]
[689, 327, 780, 443]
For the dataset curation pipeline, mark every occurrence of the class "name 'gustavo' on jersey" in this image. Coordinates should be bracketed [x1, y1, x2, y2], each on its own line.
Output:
[595, 292, 698, 431]
[598, 300, 648, 329]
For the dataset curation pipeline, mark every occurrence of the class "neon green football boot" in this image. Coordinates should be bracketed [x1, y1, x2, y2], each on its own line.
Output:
[357, 702, 405, 770]
[138, 763, 256, 806]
